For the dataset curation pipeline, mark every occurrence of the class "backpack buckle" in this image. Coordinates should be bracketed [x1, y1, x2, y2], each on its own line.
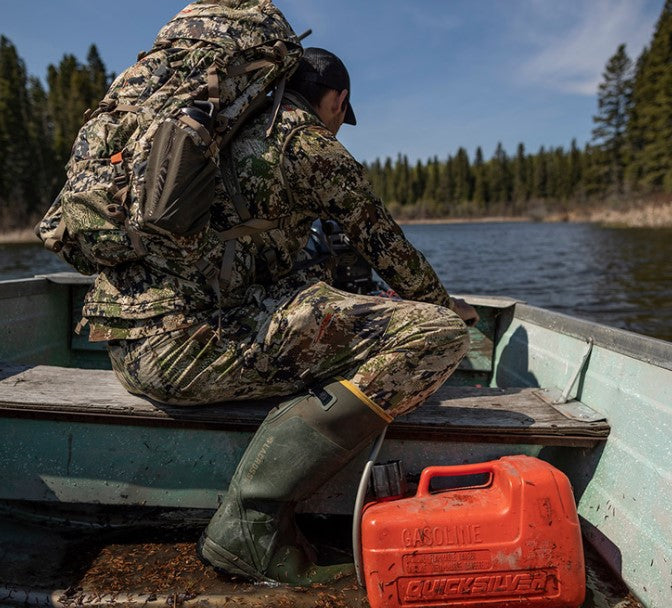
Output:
[106, 204, 127, 222]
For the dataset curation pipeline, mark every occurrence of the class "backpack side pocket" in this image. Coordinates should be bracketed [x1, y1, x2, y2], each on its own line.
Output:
[141, 113, 218, 237]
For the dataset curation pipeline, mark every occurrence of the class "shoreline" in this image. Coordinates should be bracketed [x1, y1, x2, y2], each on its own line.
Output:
[1, 202, 671, 245]
[1, 218, 533, 244]
[553, 200, 672, 228]
[0, 229, 39, 245]
[396, 216, 531, 225]
[399, 200, 672, 228]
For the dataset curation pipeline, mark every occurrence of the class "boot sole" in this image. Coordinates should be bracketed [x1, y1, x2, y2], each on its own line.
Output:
[197, 533, 273, 583]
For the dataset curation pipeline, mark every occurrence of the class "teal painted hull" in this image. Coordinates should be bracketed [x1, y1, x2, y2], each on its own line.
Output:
[1, 273, 670, 607]
[494, 305, 672, 608]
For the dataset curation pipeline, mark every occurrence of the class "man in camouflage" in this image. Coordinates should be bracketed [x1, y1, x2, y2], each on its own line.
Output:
[92, 47, 477, 584]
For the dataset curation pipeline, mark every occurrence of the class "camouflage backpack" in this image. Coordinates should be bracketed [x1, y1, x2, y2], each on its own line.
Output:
[36, 0, 303, 276]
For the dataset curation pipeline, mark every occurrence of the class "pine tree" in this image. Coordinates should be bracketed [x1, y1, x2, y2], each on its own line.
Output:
[411, 159, 426, 206]
[87, 45, 109, 102]
[438, 154, 454, 208]
[382, 157, 395, 203]
[512, 143, 528, 211]
[453, 148, 472, 213]
[0, 36, 39, 226]
[531, 146, 548, 200]
[392, 154, 411, 206]
[581, 143, 606, 198]
[627, 0, 672, 191]
[550, 147, 570, 201]
[472, 146, 488, 209]
[26, 77, 55, 209]
[591, 44, 632, 194]
[488, 142, 510, 206]
[567, 139, 583, 200]
[47, 49, 111, 184]
[423, 156, 440, 204]
[47, 55, 79, 176]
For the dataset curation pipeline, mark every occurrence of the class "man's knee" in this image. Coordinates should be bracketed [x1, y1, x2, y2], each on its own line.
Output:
[412, 302, 470, 361]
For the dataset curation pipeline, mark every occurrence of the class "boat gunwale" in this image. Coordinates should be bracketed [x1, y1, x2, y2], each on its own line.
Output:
[0, 277, 55, 301]
[512, 302, 672, 372]
[6, 274, 668, 371]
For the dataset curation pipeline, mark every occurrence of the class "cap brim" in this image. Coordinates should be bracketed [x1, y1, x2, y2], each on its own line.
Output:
[344, 102, 356, 126]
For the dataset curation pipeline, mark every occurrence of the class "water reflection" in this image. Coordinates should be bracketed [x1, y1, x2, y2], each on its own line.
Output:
[403, 222, 672, 342]
[0, 242, 70, 281]
[581, 227, 672, 339]
[0, 222, 670, 341]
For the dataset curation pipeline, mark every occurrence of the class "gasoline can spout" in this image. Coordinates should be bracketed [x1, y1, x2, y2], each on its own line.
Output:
[371, 460, 407, 500]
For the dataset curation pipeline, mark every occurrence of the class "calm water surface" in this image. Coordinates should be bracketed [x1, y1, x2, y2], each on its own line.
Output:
[404, 222, 672, 342]
[1, 222, 670, 342]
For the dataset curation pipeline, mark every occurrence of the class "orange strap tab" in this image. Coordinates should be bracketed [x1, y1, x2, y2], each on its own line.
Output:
[110, 152, 123, 165]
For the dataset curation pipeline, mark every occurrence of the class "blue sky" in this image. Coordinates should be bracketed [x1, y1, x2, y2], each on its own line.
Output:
[2, 0, 664, 163]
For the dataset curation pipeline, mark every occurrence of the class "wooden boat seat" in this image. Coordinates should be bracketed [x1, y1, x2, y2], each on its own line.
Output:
[0, 363, 610, 447]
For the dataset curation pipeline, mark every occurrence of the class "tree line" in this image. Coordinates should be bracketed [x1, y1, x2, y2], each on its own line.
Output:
[365, 0, 672, 219]
[0, 0, 670, 229]
[0, 39, 110, 229]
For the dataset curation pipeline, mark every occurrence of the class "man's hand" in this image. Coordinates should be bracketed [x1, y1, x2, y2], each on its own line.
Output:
[450, 298, 480, 327]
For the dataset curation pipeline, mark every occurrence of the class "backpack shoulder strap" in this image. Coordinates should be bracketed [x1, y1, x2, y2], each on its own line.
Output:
[220, 146, 280, 275]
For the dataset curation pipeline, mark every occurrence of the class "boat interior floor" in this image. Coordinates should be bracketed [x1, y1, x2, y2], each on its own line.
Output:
[0, 515, 643, 608]
[0, 363, 610, 447]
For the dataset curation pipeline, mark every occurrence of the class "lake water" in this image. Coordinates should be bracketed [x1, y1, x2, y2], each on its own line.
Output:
[1, 222, 670, 342]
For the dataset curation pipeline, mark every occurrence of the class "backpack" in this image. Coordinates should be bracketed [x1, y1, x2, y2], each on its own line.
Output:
[35, 0, 303, 276]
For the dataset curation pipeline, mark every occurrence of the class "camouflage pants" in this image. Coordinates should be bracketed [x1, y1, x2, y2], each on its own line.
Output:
[108, 281, 469, 418]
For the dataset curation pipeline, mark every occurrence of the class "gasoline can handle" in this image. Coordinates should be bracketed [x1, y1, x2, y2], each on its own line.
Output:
[416, 463, 495, 497]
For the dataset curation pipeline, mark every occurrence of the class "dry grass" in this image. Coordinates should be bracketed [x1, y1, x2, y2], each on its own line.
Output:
[397, 216, 531, 225]
[581, 200, 672, 228]
[0, 228, 39, 244]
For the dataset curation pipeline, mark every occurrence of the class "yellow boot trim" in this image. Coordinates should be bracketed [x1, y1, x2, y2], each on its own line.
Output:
[336, 378, 393, 424]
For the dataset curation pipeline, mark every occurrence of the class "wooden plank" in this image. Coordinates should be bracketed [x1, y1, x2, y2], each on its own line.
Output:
[395, 385, 609, 446]
[422, 384, 609, 435]
[0, 364, 610, 445]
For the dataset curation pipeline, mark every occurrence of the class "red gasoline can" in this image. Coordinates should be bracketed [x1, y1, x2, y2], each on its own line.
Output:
[361, 455, 585, 608]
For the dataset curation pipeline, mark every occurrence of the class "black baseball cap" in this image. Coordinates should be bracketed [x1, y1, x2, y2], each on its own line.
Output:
[292, 47, 357, 125]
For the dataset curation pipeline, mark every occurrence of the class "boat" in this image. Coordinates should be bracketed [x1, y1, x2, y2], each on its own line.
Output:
[0, 271, 669, 607]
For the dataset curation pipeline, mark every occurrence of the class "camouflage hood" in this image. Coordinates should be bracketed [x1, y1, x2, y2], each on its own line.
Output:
[155, 0, 301, 52]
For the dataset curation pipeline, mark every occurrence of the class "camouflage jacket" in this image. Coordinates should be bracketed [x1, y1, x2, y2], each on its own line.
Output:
[85, 94, 452, 341]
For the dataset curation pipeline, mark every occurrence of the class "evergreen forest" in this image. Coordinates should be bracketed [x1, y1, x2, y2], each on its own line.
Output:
[1, 2, 671, 229]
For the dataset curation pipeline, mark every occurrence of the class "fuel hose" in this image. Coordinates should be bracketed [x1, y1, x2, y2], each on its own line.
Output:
[352, 426, 388, 587]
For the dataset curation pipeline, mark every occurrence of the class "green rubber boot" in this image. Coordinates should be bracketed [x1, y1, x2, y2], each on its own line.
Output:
[197, 378, 391, 585]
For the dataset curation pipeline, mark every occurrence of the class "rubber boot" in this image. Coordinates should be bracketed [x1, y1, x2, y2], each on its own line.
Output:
[197, 377, 391, 585]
